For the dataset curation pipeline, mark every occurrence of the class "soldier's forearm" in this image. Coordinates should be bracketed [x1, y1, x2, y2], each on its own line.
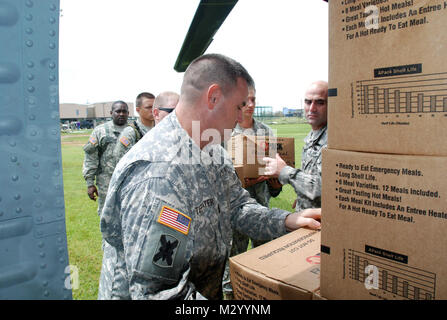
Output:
[277, 165, 296, 186]
[279, 166, 321, 201]
[85, 177, 95, 187]
[234, 204, 289, 241]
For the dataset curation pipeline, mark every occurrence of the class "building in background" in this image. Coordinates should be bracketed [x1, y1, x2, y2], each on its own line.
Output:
[59, 102, 136, 129]
[282, 107, 303, 117]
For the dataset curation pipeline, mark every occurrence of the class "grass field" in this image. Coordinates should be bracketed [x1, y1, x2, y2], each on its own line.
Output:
[61, 122, 311, 300]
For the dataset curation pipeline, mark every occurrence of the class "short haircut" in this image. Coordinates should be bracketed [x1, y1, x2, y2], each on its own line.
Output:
[248, 83, 256, 92]
[154, 91, 179, 109]
[181, 53, 254, 103]
[111, 100, 128, 111]
[136, 92, 155, 108]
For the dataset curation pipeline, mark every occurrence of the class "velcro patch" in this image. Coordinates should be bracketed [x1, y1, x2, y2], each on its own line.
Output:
[89, 136, 97, 145]
[120, 136, 130, 147]
[152, 234, 179, 268]
[157, 206, 191, 235]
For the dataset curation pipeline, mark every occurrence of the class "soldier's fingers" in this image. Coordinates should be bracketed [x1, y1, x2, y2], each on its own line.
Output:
[255, 176, 268, 183]
[298, 217, 321, 230]
[275, 153, 286, 165]
[300, 208, 321, 220]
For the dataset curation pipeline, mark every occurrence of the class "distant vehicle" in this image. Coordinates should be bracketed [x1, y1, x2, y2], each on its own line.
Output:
[80, 120, 94, 129]
[61, 123, 71, 133]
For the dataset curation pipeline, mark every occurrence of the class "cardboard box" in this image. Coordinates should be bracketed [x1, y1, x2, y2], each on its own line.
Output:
[227, 135, 295, 178]
[328, 0, 447, 156]
[320, 148, 447, 300]
[312, 289, 328, 301]
[233, 165, 246, 188]
[229, 228, 320, 300]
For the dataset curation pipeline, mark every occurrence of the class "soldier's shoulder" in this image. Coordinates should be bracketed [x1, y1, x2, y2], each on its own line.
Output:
[115, 129, 135, 150]
[254, 119, 274, 135]
[320, 126, 328, 143]
[119, 126, 137, 140]
[91, 122, 110, 136]
[119, 160, 174, 193]
[91, 122, 105, 132]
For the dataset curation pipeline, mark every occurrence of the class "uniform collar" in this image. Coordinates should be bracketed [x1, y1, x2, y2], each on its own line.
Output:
[305, 125, 327, 144]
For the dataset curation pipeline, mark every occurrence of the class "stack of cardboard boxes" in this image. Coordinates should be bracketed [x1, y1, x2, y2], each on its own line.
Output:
[321, 0, 447, 300]
[228, 0, 447, 301]
[227, 135, 325, 300]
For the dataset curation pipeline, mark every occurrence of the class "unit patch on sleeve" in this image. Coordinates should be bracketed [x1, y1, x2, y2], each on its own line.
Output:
[152, 234, 179, 268]
[157, 206, 191, 235]
[119, 136, 131, 147]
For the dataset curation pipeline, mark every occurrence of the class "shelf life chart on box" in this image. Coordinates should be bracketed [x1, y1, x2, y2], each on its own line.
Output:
[353, 72, 447, 117]
[347, 249, 436, 300]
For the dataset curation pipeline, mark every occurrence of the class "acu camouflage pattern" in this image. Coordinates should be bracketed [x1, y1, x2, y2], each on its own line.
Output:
[222, 119, 282, 295]
[82, 120, 127, 215]
[112, 118, 153, 167]
[98, 112, 291, 300]
[278, 125, 327, 212]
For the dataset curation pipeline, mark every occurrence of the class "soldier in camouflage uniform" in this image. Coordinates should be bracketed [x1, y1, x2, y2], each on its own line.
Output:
[264, 81, 328, 211]
[82, 101, 129, 216]
[98, 54, 321, 300]
[113, 92, 180, 167]
[231, 85, 282, 213]
[112, 92, 155, 167]
[222, 85, 283, 299]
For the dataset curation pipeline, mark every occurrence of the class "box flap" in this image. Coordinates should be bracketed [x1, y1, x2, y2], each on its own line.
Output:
[231, 228, 320, 292]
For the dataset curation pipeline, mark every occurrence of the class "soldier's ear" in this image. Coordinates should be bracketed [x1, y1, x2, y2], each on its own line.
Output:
[207, 84, 221, 110]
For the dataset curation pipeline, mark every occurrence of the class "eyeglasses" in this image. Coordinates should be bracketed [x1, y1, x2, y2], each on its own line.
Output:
[158, 107, 175, 113]
[304, 99, 326, 106]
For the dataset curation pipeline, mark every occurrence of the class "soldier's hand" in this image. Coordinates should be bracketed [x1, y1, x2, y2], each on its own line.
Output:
[284, 208, 321, 231]
[244, 176, 268, 187]
[87, 185, 98, 201]
[262, 153, 287, 177]
[266, 178, 282, 189]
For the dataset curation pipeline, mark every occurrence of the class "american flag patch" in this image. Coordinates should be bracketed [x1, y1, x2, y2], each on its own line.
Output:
[120, 136, 130, 147]
[89, 136, 97, 145]
[157, 206, 191, 235]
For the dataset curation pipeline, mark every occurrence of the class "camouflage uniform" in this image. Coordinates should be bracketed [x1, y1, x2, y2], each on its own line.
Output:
[222, 120, 282, 297]
[278, 125, 327, 212]
[112, 118, 153, 167]
[98, 112, 292, 300]
[82, 120, 127, 215]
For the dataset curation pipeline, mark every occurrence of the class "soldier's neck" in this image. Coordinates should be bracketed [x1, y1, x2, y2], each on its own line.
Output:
[239, 116, 254, 129]
[141, 118, 155, 128]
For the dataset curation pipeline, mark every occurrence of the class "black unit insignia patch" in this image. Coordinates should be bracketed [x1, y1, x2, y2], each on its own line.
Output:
[152, 234, 179, 268]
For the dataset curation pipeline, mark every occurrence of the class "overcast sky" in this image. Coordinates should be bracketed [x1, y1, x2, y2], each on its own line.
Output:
[59, 0, 328, 111]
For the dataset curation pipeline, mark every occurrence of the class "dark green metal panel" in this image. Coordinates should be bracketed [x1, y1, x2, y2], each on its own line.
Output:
[174, 0, 238, 72]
